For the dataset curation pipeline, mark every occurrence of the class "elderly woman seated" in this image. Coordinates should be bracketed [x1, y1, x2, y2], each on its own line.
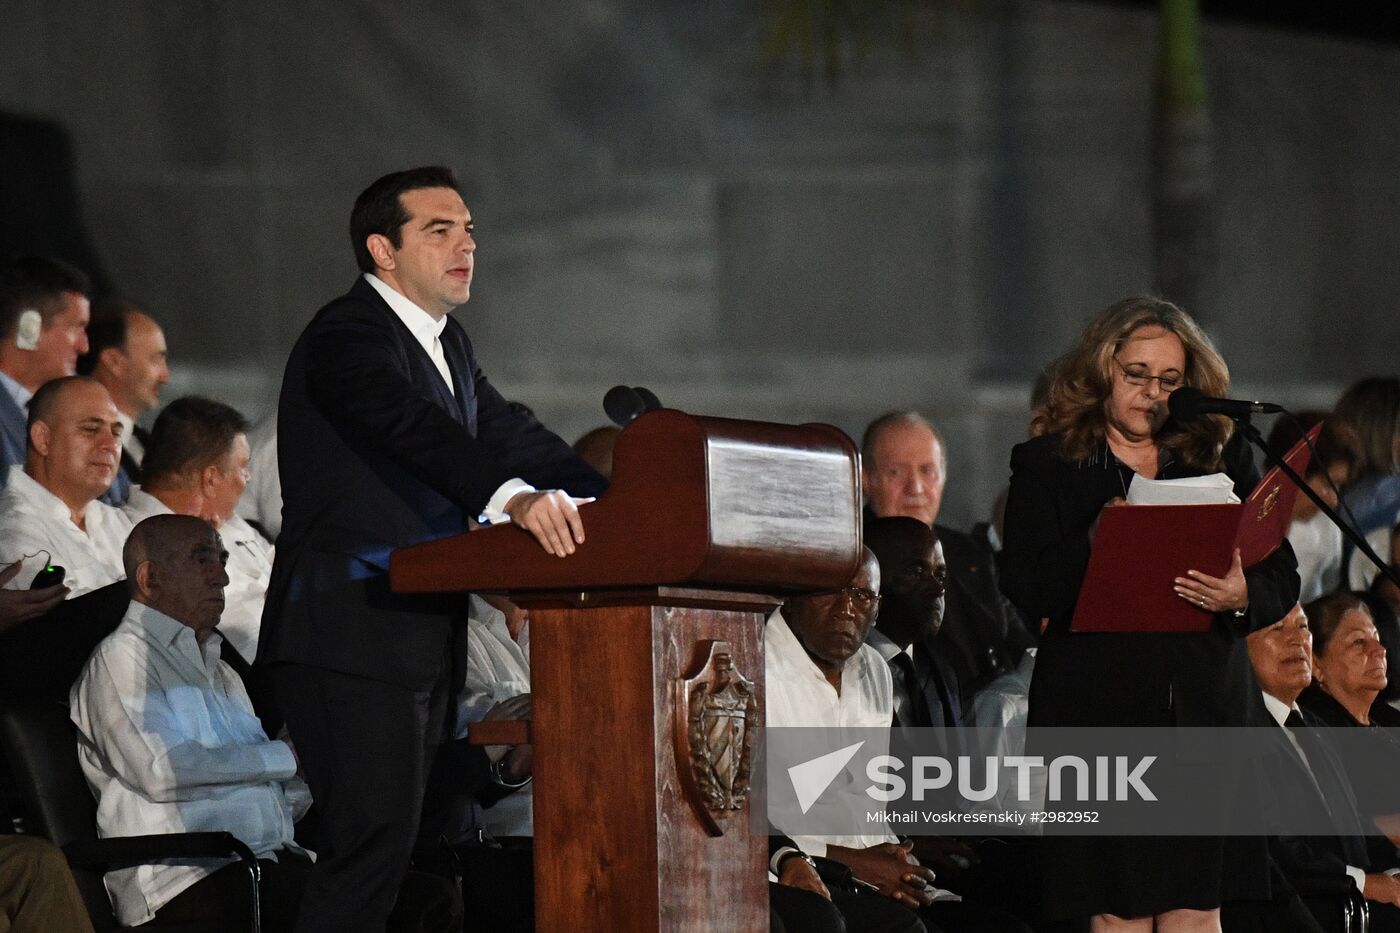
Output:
[1301, 594, 1400, 729]
[1299, 593, 1400, 868]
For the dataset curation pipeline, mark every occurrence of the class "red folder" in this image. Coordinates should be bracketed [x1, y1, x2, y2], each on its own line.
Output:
[1070, 426, 1318, 633]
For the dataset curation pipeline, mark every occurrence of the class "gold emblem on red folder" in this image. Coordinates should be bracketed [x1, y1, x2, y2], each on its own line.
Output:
[1257, 486, 1280, 520]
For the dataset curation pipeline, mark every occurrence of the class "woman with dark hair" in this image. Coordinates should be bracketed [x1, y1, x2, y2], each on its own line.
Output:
[999, 296, 1300, 933]
[1334, 377, 1400, 590]
[1299, 593, 1400, 869]
[1301, 593, 1400, 729]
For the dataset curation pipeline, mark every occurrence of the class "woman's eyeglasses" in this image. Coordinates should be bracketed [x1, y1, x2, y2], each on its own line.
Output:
[1115, 359, 1183, 393]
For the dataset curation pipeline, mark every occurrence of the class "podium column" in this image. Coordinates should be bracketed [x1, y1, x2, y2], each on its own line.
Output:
[520, 588, 777, 932]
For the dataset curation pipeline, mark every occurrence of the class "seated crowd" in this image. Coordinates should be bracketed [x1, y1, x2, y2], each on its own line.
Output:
[1, 249, 1399, 933]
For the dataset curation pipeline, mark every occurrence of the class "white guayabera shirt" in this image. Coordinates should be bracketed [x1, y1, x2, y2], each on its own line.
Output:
[70, 602, 311, 926]
[0, 464, 131, 595]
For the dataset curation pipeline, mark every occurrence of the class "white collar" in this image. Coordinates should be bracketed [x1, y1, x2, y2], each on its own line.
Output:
[123, 487, 173, 520]
[3, 464, 87, 525]
[127, 599, 223, 666]
[0, 368, 31, 411]
[116, 410, 136, 448]
[769, 609, 855, 690]
[364, 273, 448, 346]
[1260, 690, 1302, 728]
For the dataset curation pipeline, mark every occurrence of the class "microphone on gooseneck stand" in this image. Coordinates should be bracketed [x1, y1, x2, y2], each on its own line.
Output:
[1168, 385, 1400, 595]
[1167, 386, 1284, 422]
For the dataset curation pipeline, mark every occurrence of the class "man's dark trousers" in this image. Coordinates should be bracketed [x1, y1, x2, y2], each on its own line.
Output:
[270, 662, 453, 933]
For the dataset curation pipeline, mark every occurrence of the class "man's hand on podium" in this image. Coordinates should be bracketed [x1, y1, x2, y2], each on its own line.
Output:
[504, 490, 594, 557]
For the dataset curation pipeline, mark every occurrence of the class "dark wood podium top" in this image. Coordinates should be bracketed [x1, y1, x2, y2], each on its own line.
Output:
[390, 409, 862, 596]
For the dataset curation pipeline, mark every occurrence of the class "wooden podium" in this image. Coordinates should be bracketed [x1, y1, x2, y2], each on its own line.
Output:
[390, 409, 862, 932]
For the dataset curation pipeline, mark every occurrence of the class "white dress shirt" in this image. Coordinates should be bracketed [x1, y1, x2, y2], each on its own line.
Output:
[454, 595, 533, 836]
[70, 601, 311, 926]
[766, 609, 896, 857]
[123, 488, 273, 661]
[236, 412, 282, 540]
[0, 464, 132, 595]
[362, 273, 532, 525]
[1260, 691, 1366, 893]
[115, 410, 144, 465]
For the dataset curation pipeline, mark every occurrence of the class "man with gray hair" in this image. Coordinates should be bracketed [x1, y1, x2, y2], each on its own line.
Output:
[861, 411, 1035, 707]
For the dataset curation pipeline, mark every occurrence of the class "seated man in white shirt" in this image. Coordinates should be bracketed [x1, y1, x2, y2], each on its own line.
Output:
[769, 548, 1033, 933]
[454, 594, 533, 837]
[1246, 602, 1400, 933]
[0, 375, 131, 596]
[767, 548, 931, 933]
[71, 515, 461, 932]
[123, 396, 270, 661]
[70, 513, 310, 930]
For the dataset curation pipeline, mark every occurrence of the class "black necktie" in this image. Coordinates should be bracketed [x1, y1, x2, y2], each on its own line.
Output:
[888, 653, 928, 728]
[1284, 710, 1336, 816]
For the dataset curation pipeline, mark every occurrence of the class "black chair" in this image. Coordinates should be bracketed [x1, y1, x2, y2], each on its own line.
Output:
[1296, 874, 1370, 933]
[0, 700, 262, 933]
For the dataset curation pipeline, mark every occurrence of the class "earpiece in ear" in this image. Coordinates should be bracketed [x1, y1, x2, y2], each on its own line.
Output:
[16, 309, 41, 351]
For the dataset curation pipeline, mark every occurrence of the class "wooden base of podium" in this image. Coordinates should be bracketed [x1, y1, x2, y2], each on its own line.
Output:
[520, 588, 777, 932]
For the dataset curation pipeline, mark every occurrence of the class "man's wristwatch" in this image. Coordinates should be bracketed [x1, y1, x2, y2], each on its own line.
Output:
[490, 756, 532, 789]
[772, 848, 817, 877]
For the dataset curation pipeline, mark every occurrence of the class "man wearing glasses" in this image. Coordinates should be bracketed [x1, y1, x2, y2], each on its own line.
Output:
[766, 547, 936, 932]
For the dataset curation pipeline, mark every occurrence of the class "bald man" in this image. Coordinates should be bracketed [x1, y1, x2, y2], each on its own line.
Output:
[0, 376, 131, 595]
[71, 514, 311, 929]
[72, 516, 460, 932]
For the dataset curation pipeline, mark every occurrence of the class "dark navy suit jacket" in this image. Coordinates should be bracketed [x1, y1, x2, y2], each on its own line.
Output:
[0, 382, 26, 486]
[257, 276, 606, 690]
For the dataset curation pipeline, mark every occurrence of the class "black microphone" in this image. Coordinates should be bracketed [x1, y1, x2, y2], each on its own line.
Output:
[604, 385, 664, 426]
[603, 386, 643, 426]
[1168, 386, 1284, 421]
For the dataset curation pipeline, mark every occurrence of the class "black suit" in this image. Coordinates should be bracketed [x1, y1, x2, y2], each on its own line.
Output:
[932, 524, 1035, 706]
[876, 635, 963, 731]
[859, 506, 1036, 708]
[258, 276, 605, 932]
[1260, 705, 1400, 933]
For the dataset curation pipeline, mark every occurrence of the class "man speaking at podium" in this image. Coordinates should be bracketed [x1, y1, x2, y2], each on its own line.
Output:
[260, 166, 606, 933]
